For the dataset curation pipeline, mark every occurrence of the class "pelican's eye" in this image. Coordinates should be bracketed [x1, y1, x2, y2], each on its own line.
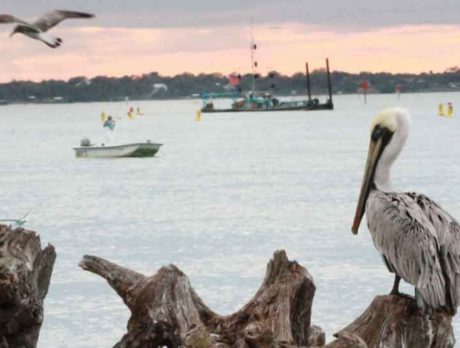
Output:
[371, 125, 394, 146]
[371, 125, 383, 142]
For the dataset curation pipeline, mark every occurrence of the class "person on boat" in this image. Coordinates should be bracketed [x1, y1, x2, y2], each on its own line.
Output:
[103, 115, 116, 130]
[102, 115, 116, 145]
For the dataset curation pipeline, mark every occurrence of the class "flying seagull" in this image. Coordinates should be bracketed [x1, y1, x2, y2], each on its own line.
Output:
[0, 10, 94, 48]
[352, 108, 460, 314]
[0, 210, 32, 229]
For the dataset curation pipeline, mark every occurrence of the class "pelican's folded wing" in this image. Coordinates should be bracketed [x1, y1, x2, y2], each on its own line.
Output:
[414, 193, 460, 312]
[368, 191, 448, 310]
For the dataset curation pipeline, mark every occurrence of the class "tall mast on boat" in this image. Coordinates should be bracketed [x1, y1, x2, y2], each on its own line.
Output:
[305, 62, 312, 102]
[326, 58, 333, 106]
[250, 21, 257, 96]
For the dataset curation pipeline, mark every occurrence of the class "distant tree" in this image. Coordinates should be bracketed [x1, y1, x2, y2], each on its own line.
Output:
[1, 68, 460, 103]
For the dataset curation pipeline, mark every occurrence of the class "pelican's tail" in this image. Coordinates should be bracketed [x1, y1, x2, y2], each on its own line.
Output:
[415, 288, 429, 313]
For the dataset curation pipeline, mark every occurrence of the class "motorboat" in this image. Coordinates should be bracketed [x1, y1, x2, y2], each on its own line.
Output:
[74, 138, 162, 158]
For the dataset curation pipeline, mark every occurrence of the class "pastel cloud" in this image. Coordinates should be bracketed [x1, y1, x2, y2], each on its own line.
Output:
[0, 23, 459, 82]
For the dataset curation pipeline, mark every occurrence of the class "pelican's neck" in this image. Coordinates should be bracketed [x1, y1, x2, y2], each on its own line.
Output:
[374, 163, 392, 192]
[374, 110, 410, 192]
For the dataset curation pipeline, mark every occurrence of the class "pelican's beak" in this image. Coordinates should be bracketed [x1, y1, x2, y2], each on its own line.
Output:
[351, 137, 383, 234]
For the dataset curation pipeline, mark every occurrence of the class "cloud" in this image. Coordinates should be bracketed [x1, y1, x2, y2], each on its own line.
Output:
[0, 23, 459, 82]
[0, 1, 459, 81]
[0, 0, 459, 30]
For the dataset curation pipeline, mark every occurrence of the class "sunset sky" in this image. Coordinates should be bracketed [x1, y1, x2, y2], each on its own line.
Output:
[0, 0, 459, 82]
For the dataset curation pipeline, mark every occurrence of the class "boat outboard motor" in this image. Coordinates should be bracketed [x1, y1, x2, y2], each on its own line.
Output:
[80, 137, 91, 147]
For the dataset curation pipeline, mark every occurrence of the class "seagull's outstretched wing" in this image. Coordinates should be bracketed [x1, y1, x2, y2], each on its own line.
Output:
[0, 14, 34, 27]
[33, 10, 94, 32]
[0, 210, 31, 228]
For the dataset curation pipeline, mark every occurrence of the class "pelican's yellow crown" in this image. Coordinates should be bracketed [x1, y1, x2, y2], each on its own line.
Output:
[370, 108, 399, 133]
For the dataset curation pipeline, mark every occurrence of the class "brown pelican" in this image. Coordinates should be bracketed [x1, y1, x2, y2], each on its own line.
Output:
[352, 108, 460, 314]
[0, 10, 94, 48]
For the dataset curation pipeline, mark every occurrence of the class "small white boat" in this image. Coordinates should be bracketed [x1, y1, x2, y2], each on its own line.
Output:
[74, 139, 162, 158]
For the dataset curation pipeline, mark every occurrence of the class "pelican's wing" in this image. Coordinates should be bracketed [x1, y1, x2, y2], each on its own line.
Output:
[367, 191, 449, 310]
[0, 14, 34, 27]
[33, 10, 94, 32]
[410, 193, 460, 311]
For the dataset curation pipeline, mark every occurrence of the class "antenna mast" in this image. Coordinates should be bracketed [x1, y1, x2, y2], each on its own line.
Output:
[305, 62, 311, 102]
[250, 20, 257, 96]
[326, 58, 333, 106]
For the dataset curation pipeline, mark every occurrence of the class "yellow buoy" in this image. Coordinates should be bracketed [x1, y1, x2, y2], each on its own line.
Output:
[447, 103, 454, 118]
[195, 110, 202, 122]
[438, 103, 446, 117]
[127, 107, 135, 120]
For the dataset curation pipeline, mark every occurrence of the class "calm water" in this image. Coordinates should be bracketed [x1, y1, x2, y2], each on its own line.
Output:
[0, 93, 459, 347]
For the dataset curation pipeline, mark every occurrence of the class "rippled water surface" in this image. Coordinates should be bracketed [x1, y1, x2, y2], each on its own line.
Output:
[1, 93, 459, 347]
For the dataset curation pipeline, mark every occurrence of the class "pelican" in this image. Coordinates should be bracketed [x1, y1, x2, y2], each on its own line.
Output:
[352, 108, 460, 314]
[0, 10, 94, 48]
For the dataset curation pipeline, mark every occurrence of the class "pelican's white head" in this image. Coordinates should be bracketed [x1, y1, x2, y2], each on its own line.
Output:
[371, 108, 410, 190]
[352, 108, 410, 234]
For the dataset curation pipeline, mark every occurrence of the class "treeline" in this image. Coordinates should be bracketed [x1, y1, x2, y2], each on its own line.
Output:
[0, 68, 460, 103]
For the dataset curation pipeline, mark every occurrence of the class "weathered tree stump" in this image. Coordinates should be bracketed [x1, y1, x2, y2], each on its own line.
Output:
[79, 250, 325, 347]
[79, 249, 456, 348]
[325, 295, 455, 348]
[0, 224, 56, 348]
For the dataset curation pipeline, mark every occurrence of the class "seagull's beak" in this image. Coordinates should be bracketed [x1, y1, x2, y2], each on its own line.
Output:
[351, 137, 383, 234]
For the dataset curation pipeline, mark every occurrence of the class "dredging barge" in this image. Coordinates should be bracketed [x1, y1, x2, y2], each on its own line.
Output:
[200, 59, 333, 113]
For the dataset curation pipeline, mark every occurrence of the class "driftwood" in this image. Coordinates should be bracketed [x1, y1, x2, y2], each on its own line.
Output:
[325, 295, 455, 348]
[0, 225, 453, 348]
[79, 250, 325, 347]
[79, 249, 455, 348]
[0, 224, 56, 348]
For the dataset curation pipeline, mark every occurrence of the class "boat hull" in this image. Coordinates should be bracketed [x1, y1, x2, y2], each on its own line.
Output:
[201, 102, 333, 113]
[73, 143, 162, 158]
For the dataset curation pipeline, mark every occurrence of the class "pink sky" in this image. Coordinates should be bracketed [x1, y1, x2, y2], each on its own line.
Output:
[0, 23, 459, 82]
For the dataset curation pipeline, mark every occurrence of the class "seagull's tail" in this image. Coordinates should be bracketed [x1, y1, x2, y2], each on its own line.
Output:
[50, 37, 63, 48]
[44, 38, 62, 48]
[39, 33, 63, 48]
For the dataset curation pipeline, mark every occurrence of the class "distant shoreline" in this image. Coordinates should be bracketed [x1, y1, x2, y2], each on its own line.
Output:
[1, 69, 459, 104]
[1, 90, 459, 107]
